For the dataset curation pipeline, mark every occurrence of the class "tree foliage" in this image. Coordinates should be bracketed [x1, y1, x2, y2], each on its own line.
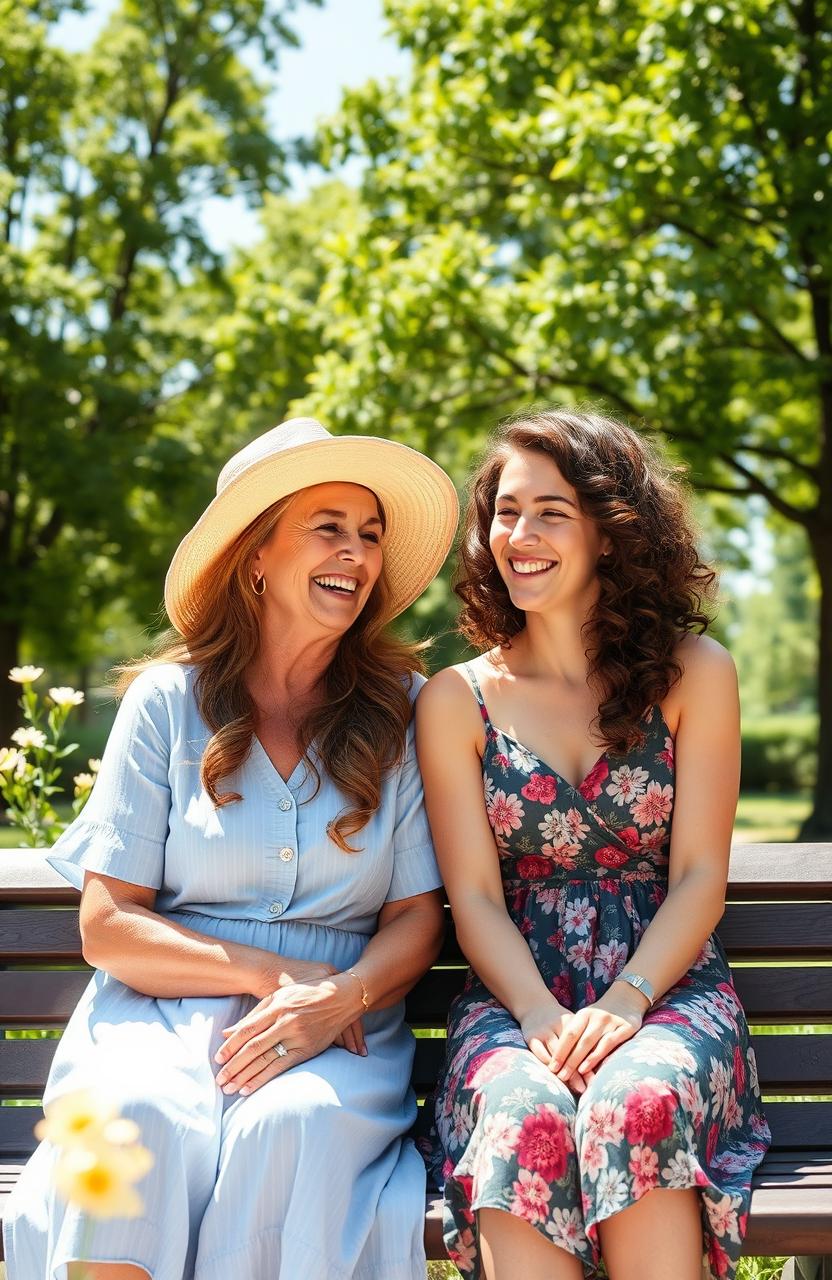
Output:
[296, 0, 832, 832]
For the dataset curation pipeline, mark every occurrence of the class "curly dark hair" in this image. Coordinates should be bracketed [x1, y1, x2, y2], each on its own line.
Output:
[456, 407, 718, 753]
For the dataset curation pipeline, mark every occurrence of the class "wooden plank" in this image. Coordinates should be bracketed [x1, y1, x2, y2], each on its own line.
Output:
[0, 851, 79, 905]
[406, 965, 832, 1025]
[0, 971, 90, 1024]
[0, 1106, 42, 1157]
[765, 1103, 832, 1151]
[717, 902, 832, 957]
[0, 909, 82, 961]
[0, 1037, 59, 1094]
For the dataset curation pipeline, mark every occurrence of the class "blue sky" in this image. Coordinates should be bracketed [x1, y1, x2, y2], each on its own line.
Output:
[53, 0, 408, 248]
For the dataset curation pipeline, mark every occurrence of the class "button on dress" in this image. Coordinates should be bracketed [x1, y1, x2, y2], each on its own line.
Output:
[425, 665, 770, 1280]
[4, 663, 442, 1280]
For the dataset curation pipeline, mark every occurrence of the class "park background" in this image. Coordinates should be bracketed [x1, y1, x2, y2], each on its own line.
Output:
[1, 2, 830, 1275]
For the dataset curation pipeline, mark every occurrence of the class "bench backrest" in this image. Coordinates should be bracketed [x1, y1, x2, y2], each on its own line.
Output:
[1, 845, 830, 1157]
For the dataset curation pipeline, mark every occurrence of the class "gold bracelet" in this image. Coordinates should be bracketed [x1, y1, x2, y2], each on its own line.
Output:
[346, 968, 370, 1010]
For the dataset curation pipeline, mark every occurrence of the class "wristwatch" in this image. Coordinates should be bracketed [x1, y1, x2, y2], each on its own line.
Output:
[614, 972, 655, 1008]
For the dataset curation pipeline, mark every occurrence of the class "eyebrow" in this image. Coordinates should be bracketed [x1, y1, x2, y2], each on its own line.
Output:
[496, 492, 578, 508]
[311, 508, 384, 526]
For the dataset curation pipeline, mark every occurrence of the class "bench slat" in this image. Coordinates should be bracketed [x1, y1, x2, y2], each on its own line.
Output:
[406, 966, 832, 1024]
[0, 909, 81, 961]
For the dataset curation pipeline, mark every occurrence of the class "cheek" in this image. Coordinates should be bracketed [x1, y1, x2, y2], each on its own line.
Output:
[488, 520, 507, 558]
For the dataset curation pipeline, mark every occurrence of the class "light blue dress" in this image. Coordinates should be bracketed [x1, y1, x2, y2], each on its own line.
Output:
[4, 662, 442, 1280]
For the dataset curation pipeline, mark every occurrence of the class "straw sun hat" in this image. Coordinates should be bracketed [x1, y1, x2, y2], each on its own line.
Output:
[164, 417, 459, 632]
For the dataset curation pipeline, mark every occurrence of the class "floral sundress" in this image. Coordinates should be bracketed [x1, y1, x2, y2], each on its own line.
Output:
[425, 663, 770, 1279]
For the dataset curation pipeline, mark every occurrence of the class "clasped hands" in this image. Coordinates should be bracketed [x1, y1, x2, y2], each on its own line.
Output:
[214, 959, 367, 1097]
[521, 984, 647, 1095]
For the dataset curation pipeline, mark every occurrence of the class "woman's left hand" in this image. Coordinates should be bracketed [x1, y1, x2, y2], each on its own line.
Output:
[214, 973, 363, 1096]
[550, 984, 647, 1093]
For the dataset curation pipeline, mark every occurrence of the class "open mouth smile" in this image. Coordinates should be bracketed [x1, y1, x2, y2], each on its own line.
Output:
[312, 575, 359, 597]
[509, 558, 557, 576]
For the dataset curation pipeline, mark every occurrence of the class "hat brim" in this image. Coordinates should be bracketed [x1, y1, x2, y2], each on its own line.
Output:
[164, 435, 459, 632]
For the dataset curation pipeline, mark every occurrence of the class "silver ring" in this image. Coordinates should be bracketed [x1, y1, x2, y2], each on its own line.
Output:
[273, 1041, 289, 1058]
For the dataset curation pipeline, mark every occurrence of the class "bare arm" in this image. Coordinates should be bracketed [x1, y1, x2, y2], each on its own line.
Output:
[349, 888, 445, 1009]
[415, 668, 568, 1065]
[554, 635, 741, 1083]
[79, 871, 335, 1000]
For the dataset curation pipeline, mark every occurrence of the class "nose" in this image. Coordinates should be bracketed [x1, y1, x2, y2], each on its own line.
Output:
[508, 513, 538, 547]
[336, 530, 366, 564]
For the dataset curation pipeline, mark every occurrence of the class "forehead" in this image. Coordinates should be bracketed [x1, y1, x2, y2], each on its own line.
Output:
[496, 448, 572, 496]
[292, 481, 382, 519]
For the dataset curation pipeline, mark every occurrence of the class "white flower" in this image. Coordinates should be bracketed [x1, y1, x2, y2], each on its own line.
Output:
[595, 1167, 629, 1215]
[605, 764, 649, 806]
[11, 727, 47, 750]
[0, 747, 23, 774]
[48, 687, 85, 708]
[661, 1149, 698, 1189]
[88, 758, 101, 774]
[508, 742, 538, 773]
[8, 666, 44, 684]
[546, 1206, 587, 1252]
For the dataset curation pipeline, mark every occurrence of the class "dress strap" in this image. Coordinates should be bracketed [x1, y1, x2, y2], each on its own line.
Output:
[462, 662, 494, 730]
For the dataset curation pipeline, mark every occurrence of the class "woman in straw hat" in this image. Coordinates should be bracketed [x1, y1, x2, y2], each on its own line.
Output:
[4, 417, 458, 1280]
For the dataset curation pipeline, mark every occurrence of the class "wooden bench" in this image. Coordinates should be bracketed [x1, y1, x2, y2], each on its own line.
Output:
[1, 845, 831, 1276]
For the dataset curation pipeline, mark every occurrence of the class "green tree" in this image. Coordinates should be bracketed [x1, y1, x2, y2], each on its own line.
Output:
[299, 0, 832, 834]
[0, 0, 317, 735]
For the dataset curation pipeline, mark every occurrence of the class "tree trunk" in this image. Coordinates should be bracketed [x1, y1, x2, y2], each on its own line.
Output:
[0, 619, 22, 746]
[799, 526, 832, 839]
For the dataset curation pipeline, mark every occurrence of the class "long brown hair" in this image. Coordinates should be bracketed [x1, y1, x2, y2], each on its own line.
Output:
[120, 494, 424, 851]
[456, 407, 718, 752]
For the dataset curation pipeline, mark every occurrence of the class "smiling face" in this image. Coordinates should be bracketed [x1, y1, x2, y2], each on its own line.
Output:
[488, 448, 610, 615]
[252, 481, 385, 637]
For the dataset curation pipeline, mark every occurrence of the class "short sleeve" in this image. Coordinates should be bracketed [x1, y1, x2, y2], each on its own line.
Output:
[46, 670, 172, 892]
[385, 712, 443, 904]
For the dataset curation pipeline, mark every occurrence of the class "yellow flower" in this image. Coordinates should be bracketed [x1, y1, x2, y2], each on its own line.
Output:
[35, 1089, 118, 1149]
[53, 1146, 147, 1219]
[11, 726, 47, 750]
[88, 757, 101, 774]
[8, 666, 44, 684]
[74, 772, 96, 796]
[48, 686, 85, 708]
[0, 747, 23, 774]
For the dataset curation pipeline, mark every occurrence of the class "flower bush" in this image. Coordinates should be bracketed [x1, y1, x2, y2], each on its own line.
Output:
[0, 666, 98, 846]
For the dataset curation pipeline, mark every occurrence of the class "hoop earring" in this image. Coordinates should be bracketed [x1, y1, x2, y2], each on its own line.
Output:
[252, 574, 266, 596]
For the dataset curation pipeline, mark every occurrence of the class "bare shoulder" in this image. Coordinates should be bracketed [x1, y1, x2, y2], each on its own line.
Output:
[415, 663, 484, 742]
[672, 632, 738, 710]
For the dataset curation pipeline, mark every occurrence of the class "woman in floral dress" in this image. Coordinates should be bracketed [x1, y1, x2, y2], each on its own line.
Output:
[416, 409, 770, 1280]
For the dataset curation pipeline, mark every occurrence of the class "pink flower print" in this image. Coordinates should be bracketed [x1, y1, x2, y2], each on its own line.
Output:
[566, 938, 593, 973]
[551, 973, 574, 1008]
[594, 845, 630, 870]
[678, 1076, 707, 1131]
[623, 1079, 676, 1146]
[563, 895, 596, 936]
[546, 927, 565, 951]
[658, 735, 675, 769]
[579, 758, 610, 801]
[705, 1194, 742, 1246]
[481, 1110, 522, 1162]
[707, 1229, 733, 1277]
[541, 841, 579, 869]
[545, 1206, 587, 1253]
[450, 1226, 477, 1274]
[516, 1103, 574, 1181]
[630, 780, 674, 828]
[517, 854, 552, 880]
[509, 1167, 552, 1225]
[628, 1144, 659, 1197]
[579, 1132, 609, 1182]
[593, 938, 629, 982]
[564, 807, 590, 839]
[584, 1099, 626, 1147]
[639, 826, 668, 851]
[493, 752, 510, 770]
[605, 764, 649, 806]
[521, 772, 558, 804]
[467, 1047, 522, 1089]
[723, 1089, 743, 1130]
[619, 825, 640, 849]
[486, 788, 524, 837]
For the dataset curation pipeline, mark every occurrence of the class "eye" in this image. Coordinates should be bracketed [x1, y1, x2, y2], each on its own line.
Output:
[541, 509, 569, 519]
[361, 530, 381, 544]
[316, 523, 341, 534]
[495, 509, 518, 519]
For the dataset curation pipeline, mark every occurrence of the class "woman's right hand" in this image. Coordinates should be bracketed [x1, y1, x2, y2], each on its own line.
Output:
[520, 999, 590, 1090]
[250, 953, 365, 1053]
